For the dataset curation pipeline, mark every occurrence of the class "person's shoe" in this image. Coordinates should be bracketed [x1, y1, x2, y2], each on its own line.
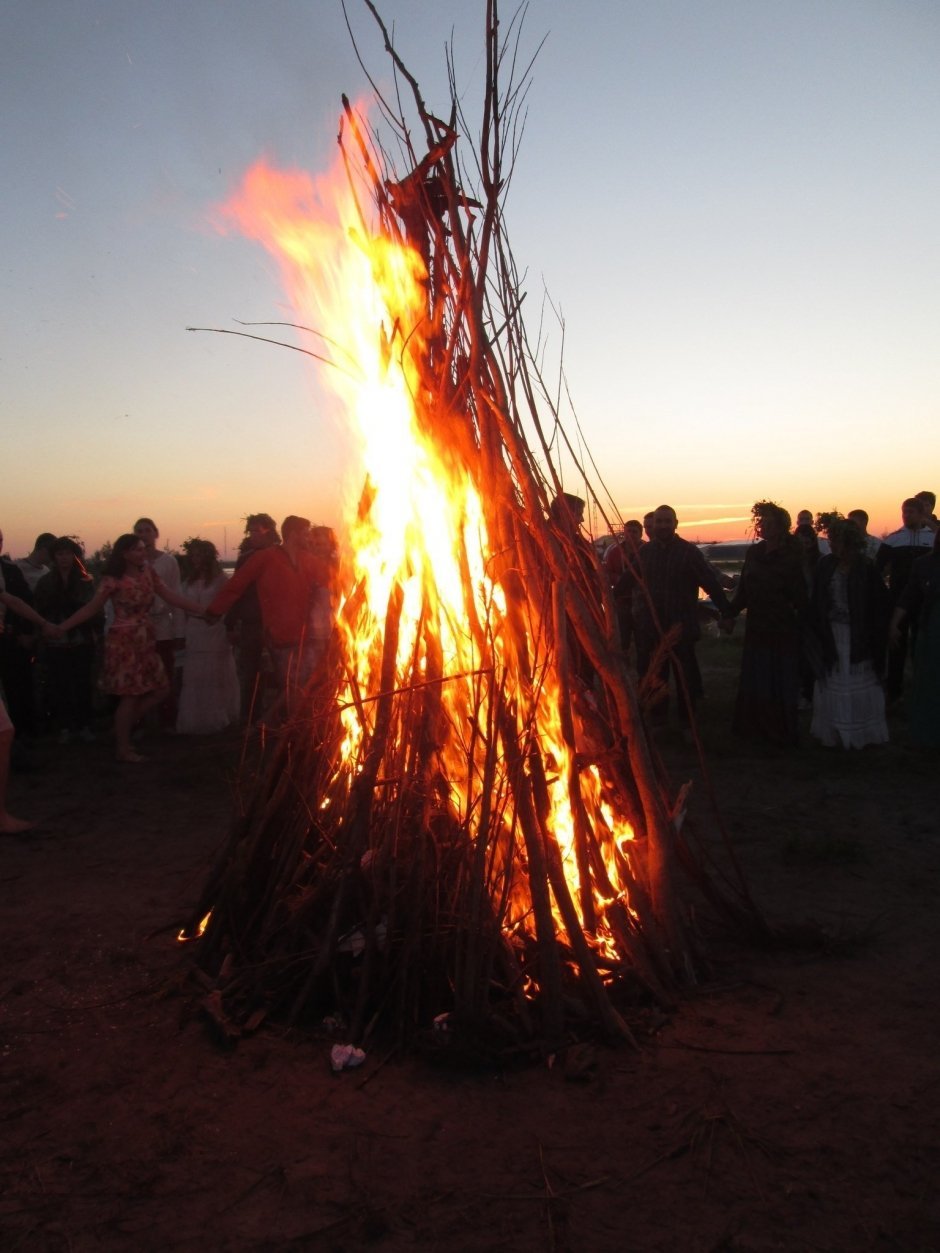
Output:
[57, 729, 72, 746]
[78, 727, 96, 743]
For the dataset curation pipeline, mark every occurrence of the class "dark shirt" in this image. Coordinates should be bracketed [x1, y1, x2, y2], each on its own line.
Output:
[0, 557, 34, 638]
[730, 540, 807, 641]
[811, 555, 889, 673]
[604, 541, 641, 604]
[898, 551, 939, 625]
[34, 569, 100, 647]
[635, 536, 732, 643]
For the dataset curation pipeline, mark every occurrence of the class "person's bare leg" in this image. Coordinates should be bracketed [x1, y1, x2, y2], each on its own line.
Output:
[115, 690, 166, 762]
[114, 697, 144, 761]
[0, 728, 34, 833]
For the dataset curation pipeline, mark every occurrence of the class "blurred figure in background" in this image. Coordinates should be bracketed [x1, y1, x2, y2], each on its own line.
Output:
[549, 492, 601, 687]
[206, 515, 330, 718]
[1, 573, 60, 831]
[176, 539, 239, 735]
[634, 504, 733, 723]
[890, 527, 940, 749]
[133, 517, 183, 729]
[307, 525, 339, 672]
[810, 517, 889, 750]
[225, 513, 281, 722]
[15, 532, 56, 592]
[0, 527, 40, 756]
[728, 501, 806, 747]
[793, 523, 822, 707]
[847, 509, 881, 560]
[914, 490, 937, 533]
[875, 497, 934, 705]
[34, 537, 100, 744]
[604, 519, 643, 661]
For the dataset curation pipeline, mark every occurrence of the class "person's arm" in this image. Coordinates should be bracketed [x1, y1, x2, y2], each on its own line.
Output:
[204, 556, 263, 621]
[157, 555, 185, 639]
[0, 590, 53, 632]
[692, 546, 733, 618]
[58, 581, 113, 633]
[151, 572, 208, 617]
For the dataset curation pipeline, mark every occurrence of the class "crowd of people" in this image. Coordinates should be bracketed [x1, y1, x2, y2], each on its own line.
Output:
[1, 489, 936, 831]
[0, 514, 338, 829]
[601, 490, 939, 752]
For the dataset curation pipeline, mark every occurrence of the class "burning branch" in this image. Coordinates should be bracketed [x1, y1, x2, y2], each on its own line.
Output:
[187, 0, 763, 1057]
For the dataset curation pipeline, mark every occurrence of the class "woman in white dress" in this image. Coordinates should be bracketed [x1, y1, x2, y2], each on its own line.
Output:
[177, 540, 240, 735]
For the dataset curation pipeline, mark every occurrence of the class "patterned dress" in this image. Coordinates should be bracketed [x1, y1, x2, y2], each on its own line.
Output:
[100, 567, 168, 697]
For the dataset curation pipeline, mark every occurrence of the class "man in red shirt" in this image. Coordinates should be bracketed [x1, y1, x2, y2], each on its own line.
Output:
[207, 516, 331, 714]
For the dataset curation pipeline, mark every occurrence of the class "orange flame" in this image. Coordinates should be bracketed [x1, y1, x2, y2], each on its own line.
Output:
[216, 127, 634, 961]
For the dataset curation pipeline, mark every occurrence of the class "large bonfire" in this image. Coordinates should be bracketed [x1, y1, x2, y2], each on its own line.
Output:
[187, 1, 759, 1055]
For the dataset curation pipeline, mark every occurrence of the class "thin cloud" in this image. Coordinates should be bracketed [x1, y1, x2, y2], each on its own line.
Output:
[680, 515, 752, 528]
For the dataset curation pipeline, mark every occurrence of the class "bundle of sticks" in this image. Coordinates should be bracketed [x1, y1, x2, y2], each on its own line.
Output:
[187, 1, 762, 1055]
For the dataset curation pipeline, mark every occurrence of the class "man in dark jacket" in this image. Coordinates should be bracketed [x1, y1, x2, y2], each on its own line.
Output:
[876, 497, 934, 703]
[0, 527, 39, 753]
[634, 505, 732, 721]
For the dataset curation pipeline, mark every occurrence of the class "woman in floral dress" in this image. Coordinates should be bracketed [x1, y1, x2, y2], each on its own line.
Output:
[59, 534, 204, 762]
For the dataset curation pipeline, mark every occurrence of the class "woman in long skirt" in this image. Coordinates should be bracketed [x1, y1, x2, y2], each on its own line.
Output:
[729, 501, 807, 746]
[176, 539, 239, 734]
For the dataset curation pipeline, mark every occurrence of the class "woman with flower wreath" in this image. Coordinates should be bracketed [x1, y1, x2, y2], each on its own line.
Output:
[809, 514, 889, 750]
[727, 501, 808, 746]
[175, 538, 239, 735]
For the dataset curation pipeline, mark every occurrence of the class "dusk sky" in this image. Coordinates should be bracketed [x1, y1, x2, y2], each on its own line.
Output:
[3, 1, 938, 560]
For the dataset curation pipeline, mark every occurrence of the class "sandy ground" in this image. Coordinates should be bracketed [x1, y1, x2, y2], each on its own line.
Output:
[2, 648, 938, 1252]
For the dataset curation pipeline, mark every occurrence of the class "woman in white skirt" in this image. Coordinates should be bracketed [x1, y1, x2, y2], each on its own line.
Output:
[176, 539, 240, 735]
[810, 517, 889, 749]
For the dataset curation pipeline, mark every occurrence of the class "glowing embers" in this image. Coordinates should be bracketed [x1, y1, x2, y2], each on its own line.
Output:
[178, 911, 212, 944]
